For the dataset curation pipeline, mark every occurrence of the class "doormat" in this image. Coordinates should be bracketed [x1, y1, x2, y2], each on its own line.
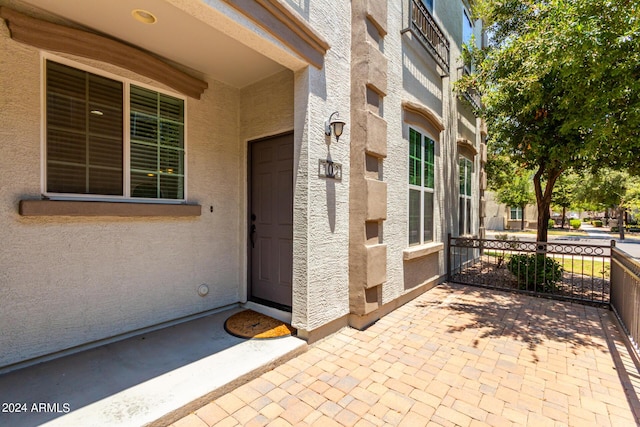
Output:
[224, 310, 295, 339]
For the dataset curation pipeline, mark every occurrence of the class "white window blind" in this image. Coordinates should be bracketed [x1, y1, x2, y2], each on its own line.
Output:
[130, 86, 184, 199]
[46, 61, 123, 195]
[409, 128, 435, 246]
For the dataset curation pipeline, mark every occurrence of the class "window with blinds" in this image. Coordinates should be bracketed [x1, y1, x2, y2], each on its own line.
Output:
[45, 59, 185, 200]
[459, 156, 473, 235]
[408, 127, 435, 246]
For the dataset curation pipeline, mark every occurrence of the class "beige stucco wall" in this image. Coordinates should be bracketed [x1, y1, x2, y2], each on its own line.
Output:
[485, 191, 539, 231]
[291, 0, 351, 335]
[382, 0, 484, 305]
[1, 0, 354, 367]
[0, 22, 246, 367]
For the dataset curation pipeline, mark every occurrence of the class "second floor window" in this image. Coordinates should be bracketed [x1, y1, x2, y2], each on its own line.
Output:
[463, 9, 474, 45]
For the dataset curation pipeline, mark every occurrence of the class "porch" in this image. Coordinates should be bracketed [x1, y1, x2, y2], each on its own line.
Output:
[2, 282, 639, 426]
[0, 305, 306, 427]
[168, 283, 640, 426]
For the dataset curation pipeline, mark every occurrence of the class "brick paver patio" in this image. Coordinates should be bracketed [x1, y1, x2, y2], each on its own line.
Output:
[170, 284, 640, 426]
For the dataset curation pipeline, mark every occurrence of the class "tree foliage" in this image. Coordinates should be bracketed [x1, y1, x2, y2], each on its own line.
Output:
[573, 169, 640, 238]
[457, 0, 640, 241]
[551, 172, 579, 228]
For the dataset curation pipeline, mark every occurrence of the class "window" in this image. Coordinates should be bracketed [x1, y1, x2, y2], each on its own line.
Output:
[459, 157, 473, 235]
[462, 9, 474, 45]
[45, 59, 185, 200]
[421, 0, 434, 12]
[510, 207, 523, 220]
[409, 128, 435, 246]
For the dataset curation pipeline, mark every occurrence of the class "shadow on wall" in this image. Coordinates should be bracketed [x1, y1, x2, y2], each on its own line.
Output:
[326, 179, 336, 232]
[402, 41, 444, 114]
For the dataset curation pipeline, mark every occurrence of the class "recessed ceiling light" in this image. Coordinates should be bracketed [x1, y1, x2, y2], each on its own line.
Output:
[132, 9, 157, 24]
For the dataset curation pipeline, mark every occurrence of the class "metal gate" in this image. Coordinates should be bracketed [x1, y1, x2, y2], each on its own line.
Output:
[447, 234, 612, 306]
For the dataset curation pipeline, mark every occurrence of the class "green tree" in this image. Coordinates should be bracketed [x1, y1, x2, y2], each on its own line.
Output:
[457, 0, 640, 242]
[573, 170, 640, 239]
[495, 171, 535, 231]
[551, 173, 579, 229]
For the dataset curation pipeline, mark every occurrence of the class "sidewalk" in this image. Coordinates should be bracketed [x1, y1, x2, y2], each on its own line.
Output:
[168, 284, 640, 427]
[486, 224, 640, 259]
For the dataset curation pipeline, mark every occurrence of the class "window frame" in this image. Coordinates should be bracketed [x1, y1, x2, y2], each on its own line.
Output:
[408, 127, 436, 247]
[459, 156, 473, 236]
[40, 53, 188, 203]
[421, 0, 434, 13]
[462, 8, 474, 46]
[510, 206, 523, 221]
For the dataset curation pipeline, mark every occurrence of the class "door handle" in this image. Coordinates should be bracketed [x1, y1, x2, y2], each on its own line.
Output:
[250, 224, 256, 248]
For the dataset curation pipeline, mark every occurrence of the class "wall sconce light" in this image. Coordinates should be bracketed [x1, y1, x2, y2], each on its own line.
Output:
[325, 111, 346, 143]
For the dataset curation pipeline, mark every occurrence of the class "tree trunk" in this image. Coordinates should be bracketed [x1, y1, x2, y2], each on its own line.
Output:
[618, 206, 625, 240]
[534, 166, 562, 242]
[521, 204, 526, 230]
[561, 206, 566, 229]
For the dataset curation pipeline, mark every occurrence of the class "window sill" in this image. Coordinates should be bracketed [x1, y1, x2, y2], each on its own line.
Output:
[19, 200, 201, 217]
[403, 242, 444, 261]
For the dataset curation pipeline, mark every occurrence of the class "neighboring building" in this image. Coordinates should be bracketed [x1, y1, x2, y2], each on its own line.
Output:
[485, 191, 538, 231]
[0, 0, 485, 370]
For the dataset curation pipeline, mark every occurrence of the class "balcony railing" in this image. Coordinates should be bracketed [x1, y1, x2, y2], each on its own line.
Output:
[461, 66, 482, 111]
[408, 0, 450, 72]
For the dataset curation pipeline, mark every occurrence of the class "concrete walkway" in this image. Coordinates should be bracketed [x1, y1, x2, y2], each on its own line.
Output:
[0, 305, 306, 427]
[169, 284, 640, 427]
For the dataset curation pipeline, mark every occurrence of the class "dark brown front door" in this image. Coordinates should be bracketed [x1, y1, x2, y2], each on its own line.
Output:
[249, 133, 293, 310]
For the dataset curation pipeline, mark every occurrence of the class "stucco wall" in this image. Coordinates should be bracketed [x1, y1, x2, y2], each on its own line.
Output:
[0, 24, 245, 367]
[383, 0, 483, 305]
[291, 0, 351, 334]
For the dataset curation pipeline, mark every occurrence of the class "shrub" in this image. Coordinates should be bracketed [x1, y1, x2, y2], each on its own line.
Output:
[570, 219, 582, 229]
[583, 217, 591, 222]
[591, 220, 603, 227]
[507, 254, 563, 292]
[548, 219, 555, 229]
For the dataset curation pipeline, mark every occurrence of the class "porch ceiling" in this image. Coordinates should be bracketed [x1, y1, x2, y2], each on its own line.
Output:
[19, 0, 288, 88]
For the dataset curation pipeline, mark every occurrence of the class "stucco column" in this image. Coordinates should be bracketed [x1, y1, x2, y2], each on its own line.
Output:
[348, 0, 389, 329]
[292, 2, 352, 341]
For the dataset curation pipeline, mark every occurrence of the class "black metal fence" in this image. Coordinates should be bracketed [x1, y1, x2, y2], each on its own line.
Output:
[447, 234, 612, 306]
[611, 247, 640, 355]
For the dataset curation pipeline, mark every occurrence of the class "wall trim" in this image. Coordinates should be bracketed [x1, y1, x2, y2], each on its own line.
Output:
[402, 100, 445, 132]
[457, 137, 478, 157]
[222, 0, 329, 69]
[19, 200, 202, 217]
[349, 275, 444, 330]
[296, 314, 350, 344]
[403, 242, 444, 261]
[0, 7, 208, 99]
